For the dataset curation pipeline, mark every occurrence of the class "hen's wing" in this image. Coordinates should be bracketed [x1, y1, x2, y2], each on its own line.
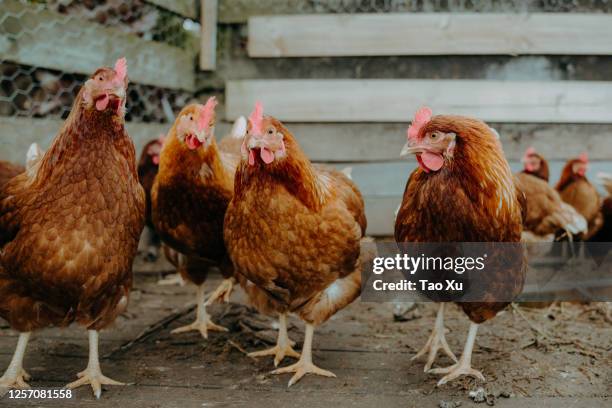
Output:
[516, 173, 587, 237]
[0, 161, 25, 189]
[314, 164, 366, 234]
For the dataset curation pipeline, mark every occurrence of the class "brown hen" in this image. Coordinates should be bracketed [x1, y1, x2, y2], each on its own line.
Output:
[224, 103, 366, 386]
[0, 58, 145, 398]
[395, 108, 526, 385]
[151, 99, 245, 338]
[556, 153, 603, 240]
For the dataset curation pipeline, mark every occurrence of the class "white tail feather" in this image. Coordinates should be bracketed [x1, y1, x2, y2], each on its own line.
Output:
[230, 116, 247, 139]
[559, 202, 588, 235]
[341, 166, 353, 180]
[597, 172, 612, 195]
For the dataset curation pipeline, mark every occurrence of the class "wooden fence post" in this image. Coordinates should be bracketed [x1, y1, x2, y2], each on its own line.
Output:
[200, 0, 218, 70]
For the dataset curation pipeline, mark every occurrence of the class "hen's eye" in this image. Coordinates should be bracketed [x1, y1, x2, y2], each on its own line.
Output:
[267, 129, 274, 135]
[189, 115, 193, 121]
[98, 76, 103, 81]
[430, 133, 438, 139]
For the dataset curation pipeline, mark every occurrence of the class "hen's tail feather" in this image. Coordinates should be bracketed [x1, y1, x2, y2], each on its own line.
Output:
[341, 167, 353, 180]
[297, 237, 375, 326]
[230, 116, 247, 139]
[558, 202, 588, 236]
[597, 172, 612, 195]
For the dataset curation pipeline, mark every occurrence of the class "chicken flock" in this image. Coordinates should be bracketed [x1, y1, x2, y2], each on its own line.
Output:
[0, 59, 609, 398]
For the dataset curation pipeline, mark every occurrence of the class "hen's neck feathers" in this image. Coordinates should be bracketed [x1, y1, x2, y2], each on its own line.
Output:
[423, 116, 520, 223]
[157, 130, 229, 189]
[33, 90, 131, 183]
[235, 134, 328, 211]
[556, 160, 588, 192]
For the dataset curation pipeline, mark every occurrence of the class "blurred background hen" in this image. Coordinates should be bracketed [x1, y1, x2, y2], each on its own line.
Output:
[0, 58, 145, 398]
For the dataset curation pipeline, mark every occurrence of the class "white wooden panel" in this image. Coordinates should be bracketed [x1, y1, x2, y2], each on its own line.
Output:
[260, 123, 612, 162]
[0, 117, 168, 163]
[249, 13, 612, 57]
[226, 79, 612, 123]
[199, 0, 218, 70]
[0, 0, 194, 90]
[334, 161, 612, 198]
[364, 196, 400, 237]
[347, 159, 612, 236]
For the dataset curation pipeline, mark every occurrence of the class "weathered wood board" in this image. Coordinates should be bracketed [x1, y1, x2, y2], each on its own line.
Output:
[0, 117, 168, 163]
[200, 0, 219, 70]
[146, 0, 197, 19]
[249, 13, 612, 57]
[226, 79, 612, 123]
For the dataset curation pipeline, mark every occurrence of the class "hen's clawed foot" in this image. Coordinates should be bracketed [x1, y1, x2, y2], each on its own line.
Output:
[171, 318, 228, 339]
[428, 362, 485, 386]
[205, 278, 234, 305]
[428, 322, 485, 386]
[412, 303, 457, 371]
[411, 325, 457, 371]
[271, 360, 336, 387]
[0, 369, 31, 397]
[65, 367, 125, 399]
[249, 344, 300, 367]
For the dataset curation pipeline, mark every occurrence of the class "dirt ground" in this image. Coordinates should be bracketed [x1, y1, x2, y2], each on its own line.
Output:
[1, 257, 610, 408]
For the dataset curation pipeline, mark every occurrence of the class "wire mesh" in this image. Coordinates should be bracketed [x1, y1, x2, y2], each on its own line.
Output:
[2, 0, 612, 126]
[308, 0, 612, 13]
[0, 0, 198, 124]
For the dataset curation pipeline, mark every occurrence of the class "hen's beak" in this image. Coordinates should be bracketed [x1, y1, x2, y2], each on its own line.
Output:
[247, 136, 266, 150]
[195, 126, 214, 145]
[400, 142, 424, 158]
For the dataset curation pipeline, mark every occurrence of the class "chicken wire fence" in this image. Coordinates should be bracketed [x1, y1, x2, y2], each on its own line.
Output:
[1, 0, 199, 124]
[3, 0, 612, 126]
[304, 0, 612, 12]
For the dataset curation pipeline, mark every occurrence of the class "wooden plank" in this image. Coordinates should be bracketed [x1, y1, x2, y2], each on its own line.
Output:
[146, 0, 197, 19]
[0, 117, 168, 163]
[226, 79, 612, 123]
[0, 0, 194, 90]
[199, 0, 218, 70]
[219, 0, 305, 24]
[339, 160, 612, 197]
[258, 122, 612, 162]
[352, 160, 612, 236]
[248, 13, 612, 57]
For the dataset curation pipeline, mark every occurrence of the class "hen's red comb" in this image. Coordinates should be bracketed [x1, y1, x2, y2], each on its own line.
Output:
[407, 107, 432, 141]
[249, 101, 264, 136]
[525, 146, 536, 157]
[199, 97, 217, 132]
[114, 57, 127, 84]
[578, 152, 588, 163]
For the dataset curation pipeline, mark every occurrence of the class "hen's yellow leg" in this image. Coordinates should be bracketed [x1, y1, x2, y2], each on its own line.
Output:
[428, 322, 486, 386]
[248, 313, 300, 367]
[0, 332, 31, 397]
[205, 278, 235, 305]
[412, 303, 457, 371]
[65, 331, 125, 399]
[271, 323, 336, 387]
[171, 285, 227, 338]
